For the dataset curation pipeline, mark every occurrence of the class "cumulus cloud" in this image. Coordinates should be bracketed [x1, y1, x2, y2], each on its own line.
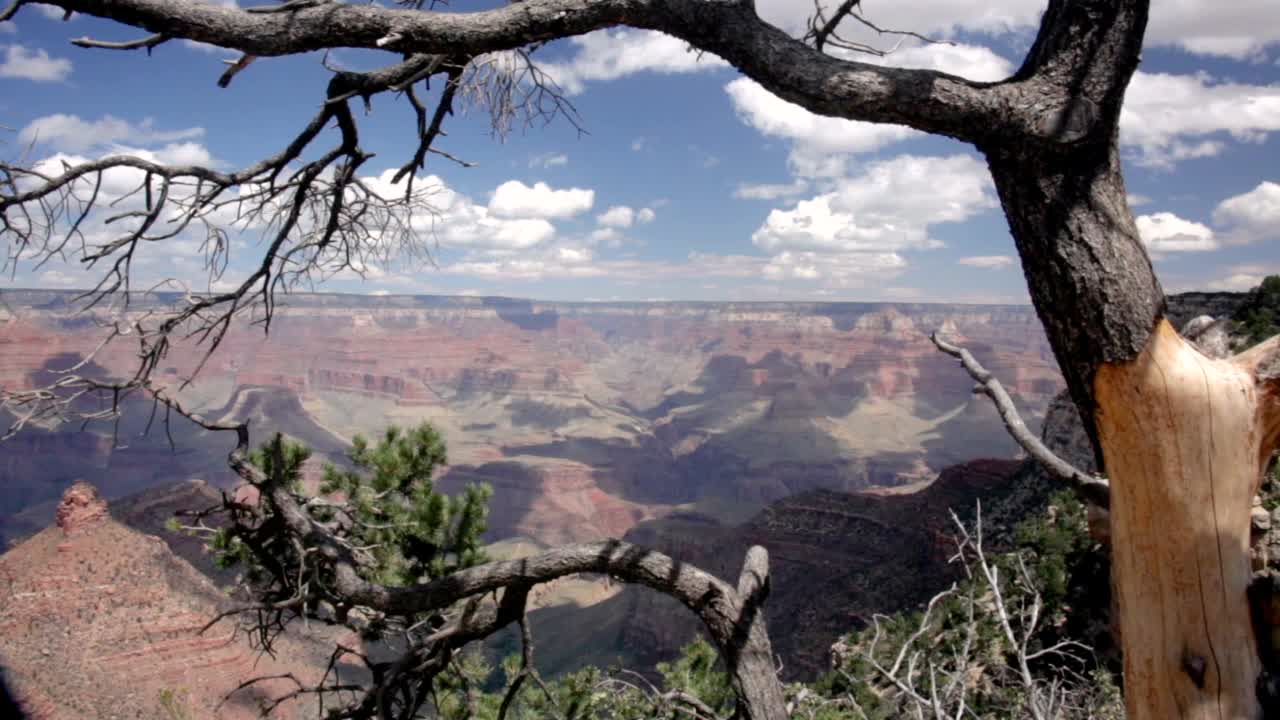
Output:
[596, 205, 655, 228]
[488, 180, 594, 220]
[761, 250, 907, 285]
[19, 114, 205, 153]
[751, 154, 996, 254]
[1145, 0, 1280, 60]
[958, 255, 1015, 269]
[0, 21, 16, 34]
[539, 29, 729, 94]
[1135, 212, 1219, 253]
[726, 77, 917, 173]
[1212, 181, 1280, 244]
[1121, 72, 1280, 167]
[363, 170, 561, 251]
[597, 206, 636, 228]
[0, 44, 72, 82]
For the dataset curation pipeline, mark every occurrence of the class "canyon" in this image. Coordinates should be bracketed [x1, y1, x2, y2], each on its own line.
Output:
[0, 290, 1061, 548]
[0, 289, 1073, 710]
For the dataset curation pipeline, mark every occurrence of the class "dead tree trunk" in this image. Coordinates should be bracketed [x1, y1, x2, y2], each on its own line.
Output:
[983, 19, 1280, 710]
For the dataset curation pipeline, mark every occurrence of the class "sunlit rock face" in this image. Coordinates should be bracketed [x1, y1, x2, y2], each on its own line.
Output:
[0, 482, 353, 720]
[0, 291, 1062, 547]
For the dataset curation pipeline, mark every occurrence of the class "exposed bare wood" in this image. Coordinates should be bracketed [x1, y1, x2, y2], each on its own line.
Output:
[1095, 319, 1264, 719]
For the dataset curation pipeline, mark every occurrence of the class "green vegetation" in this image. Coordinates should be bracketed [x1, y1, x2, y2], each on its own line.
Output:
[815, 492, 1121, 719]
[1233, 274, 1280, 349]
[197, 425, 1119, 719]
[195, 424, 491, 588]
[318, 423, 491, 585]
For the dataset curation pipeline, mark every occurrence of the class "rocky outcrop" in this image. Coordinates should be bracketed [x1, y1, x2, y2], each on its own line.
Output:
[529, 457, 1043, 681]
[0, 483, 353, 720]
[53, 482, 108, 536]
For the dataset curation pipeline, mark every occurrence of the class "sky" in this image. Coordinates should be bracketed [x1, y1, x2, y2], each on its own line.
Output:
[1, 0, 1279, 304]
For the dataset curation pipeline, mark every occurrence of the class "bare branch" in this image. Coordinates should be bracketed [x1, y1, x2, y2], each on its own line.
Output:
[34, 0, 1016, 143]
[0, 0, 23, 22]
[70, 33, 169, 51]
[930, 332, 1110, 508]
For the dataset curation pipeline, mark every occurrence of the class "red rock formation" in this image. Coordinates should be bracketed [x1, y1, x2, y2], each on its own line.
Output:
[0, 483, 347, 720]
[54, 482, 107, 536]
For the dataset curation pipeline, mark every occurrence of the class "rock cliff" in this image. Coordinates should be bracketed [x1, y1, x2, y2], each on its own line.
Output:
[0, 483, 354, 719]
[1, 291, 1061, 549]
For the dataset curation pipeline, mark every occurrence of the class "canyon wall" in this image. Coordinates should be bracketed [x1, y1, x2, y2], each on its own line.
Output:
[0, 290, 1061, 548]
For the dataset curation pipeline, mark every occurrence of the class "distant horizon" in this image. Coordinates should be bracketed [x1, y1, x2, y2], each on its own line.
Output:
[0, 284, 1254, 310]
[0, 285, 1047, 309]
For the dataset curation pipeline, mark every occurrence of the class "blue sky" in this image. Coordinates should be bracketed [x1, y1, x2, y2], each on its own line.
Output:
[1, 0, 1279, 303]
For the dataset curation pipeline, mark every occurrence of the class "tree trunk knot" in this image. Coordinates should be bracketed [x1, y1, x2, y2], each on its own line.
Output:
[1258, 670, 1280, 719]
[1182, 649, 1207, 689]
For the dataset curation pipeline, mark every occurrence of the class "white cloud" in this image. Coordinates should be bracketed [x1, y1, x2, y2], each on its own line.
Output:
[1121, 72, 1280, 167]
[589, 227, 622, 246]
[761, 250, 907, 285]
[726, 77, 917, 175]
[735, 180, 810, 200]
[1128, 194, 1152, 207]
[1203, 262, 1274, 289]
[529, 152, 569, 169]
[488, 180, 594, 220]
[1135, 212, 1219, 252]
[540, 29, 729, 94]
[752, 154, 996, 254]
[0, 45, 72, 82]
[444, 244, 601, 281]
[858, 42, 1014, 82]
[958, 255, 1015, 269]
[32, 4, 72, 20]
[19, 114, 205, 152]
[754, 0, 1043, 39]
[594, 205, 655, 229]
[366, 170, 559, 251]
[597, 205, 636, 228]
[1146, 0, 1280, 60]
[750, 0, 1278, 62]
[1212, 181, 1280, 244]
[0, 21, 16, 35]
[35, 269, 82, 288]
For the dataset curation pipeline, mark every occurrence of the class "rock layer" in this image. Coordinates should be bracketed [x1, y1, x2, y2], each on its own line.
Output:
[1, 291, 1062, 549]
[0, 483, 352, 720]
